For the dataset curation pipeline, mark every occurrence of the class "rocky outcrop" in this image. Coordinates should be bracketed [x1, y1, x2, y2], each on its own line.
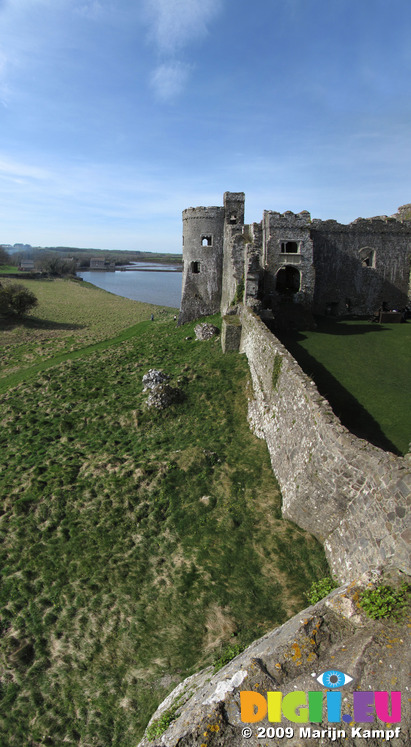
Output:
[194, 323, 219, 341]
[142, 369, 182, 410]
[138, 572, 409, 747]
[146, 384, 181, 410]
[142, 369, 170, 390]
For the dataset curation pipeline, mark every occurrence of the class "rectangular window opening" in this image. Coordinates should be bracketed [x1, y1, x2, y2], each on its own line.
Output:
[280, 241, 299, 253]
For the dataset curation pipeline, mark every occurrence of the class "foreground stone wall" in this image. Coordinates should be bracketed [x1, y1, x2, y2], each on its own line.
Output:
[240, 307, 411, 582]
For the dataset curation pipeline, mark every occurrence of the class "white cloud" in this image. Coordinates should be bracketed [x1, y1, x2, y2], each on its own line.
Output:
[0, 155, 51, 181]
[75, 1, 104, 20]
[143, 0, 222, 100]
[150, 61, 191, 101]
[144, 0, 222, 55]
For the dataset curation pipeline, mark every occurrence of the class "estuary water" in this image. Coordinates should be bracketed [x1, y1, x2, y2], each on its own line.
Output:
[78, 263, 182, 308]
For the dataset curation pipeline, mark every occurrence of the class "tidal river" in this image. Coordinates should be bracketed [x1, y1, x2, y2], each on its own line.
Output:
[78, 262, 182, 308]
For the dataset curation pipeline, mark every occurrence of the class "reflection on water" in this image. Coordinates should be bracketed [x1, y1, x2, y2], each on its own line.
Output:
[78, 263, 182, 308]
[121, 262, 181, 271]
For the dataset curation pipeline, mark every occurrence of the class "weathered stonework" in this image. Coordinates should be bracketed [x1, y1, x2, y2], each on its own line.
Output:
[178, 195, 410, 580]
[310, 220, 411, 316]
[240, 307, 411, 582]
[221, 315, 242, 352]
[194, 322, 219, 341]
[178, 206, 225, 325]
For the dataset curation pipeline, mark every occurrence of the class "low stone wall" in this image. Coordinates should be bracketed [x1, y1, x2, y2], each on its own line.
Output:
[221, 315, 242, 352]
[240, 307, 411, 582]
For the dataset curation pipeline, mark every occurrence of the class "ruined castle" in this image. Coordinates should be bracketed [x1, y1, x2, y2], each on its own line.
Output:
[178, 192, 411, 324]
[177, 190, 411, 582]
[139, 196, 411, 746]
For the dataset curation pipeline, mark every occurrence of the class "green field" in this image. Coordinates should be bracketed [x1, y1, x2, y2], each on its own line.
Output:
[0, 277, 169, 381]
[278, 317, 411, 455]
[0, 265, 20, 274]
[0, 287, 328, 746]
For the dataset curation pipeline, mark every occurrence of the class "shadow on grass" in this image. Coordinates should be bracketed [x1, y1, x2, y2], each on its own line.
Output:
[273, 320, 400, 456]
[307, 316, 393, 336]
[0, 314, 85, 332]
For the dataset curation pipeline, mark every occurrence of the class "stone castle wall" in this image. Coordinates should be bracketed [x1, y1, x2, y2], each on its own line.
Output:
[261, 210, 316, 307]
[240, 307, 411, 582]
[311, 219, 411, 316]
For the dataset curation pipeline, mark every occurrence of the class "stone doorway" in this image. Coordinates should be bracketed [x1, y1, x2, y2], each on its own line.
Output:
[276, 265, 300, 294]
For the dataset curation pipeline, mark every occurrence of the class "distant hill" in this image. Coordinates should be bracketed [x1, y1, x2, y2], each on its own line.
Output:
[46, 247, 183, 265]
[1, 244, 182, 265]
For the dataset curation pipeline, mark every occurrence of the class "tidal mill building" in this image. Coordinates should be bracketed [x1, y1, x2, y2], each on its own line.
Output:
[178, 192, 411, 325]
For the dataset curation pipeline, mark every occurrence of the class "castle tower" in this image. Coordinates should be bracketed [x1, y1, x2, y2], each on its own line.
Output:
[261, 209, 315, 310]
[223, 191, 245, 228]
[220, 192, 246, 312]
[178, 205, 225, 324]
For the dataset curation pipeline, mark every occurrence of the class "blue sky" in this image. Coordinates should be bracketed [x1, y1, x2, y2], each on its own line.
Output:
[0, 0, 410, 251]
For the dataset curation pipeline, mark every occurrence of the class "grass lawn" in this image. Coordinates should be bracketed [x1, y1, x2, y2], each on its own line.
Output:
[0, 265, 20, 274]
[278, 317, 411, 455]
[0, 288, 328, 745]
[0, 277, 174, 380]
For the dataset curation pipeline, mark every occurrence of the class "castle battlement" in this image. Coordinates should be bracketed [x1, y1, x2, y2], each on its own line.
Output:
[182, 206, 225, 218]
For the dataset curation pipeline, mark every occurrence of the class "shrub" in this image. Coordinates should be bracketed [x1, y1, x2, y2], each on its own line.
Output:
[145, 709, 177, 740]
[145, 693, 190, 741]
[40, 256, 77, 276]
[0, 283, 38, 316]
[358, 583, 409, 620]
[306, 576, 337, 605]
[213, 642, 245, 673]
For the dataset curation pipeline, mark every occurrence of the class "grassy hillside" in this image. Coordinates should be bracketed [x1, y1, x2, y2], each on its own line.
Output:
[0, 293, 328, 746]
[0, 277, 169, 381]
[277, 318, 411, 456]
